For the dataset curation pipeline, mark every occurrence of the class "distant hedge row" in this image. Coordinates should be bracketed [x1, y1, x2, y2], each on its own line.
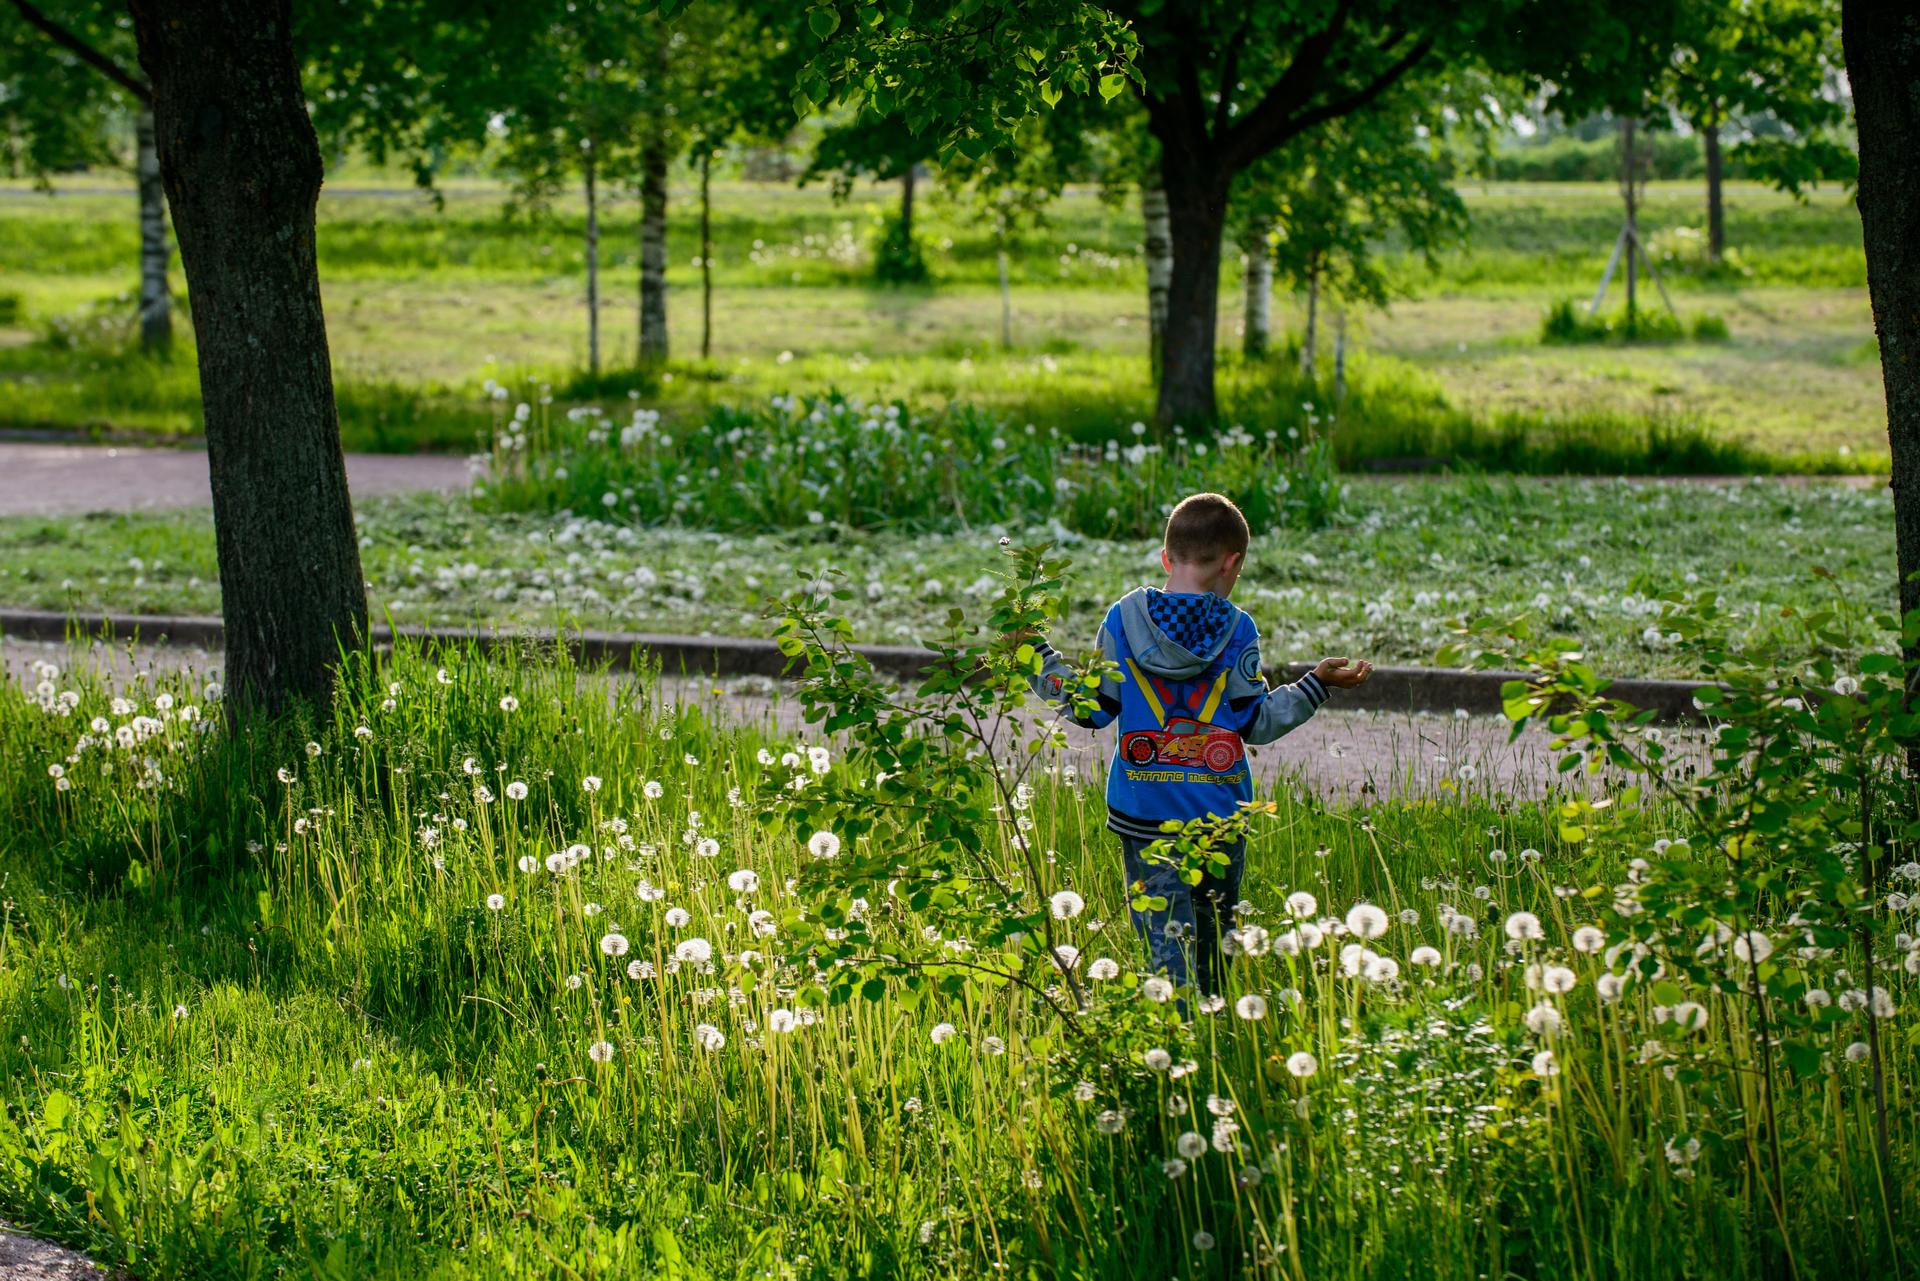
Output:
[1485, 133, 1746, 184]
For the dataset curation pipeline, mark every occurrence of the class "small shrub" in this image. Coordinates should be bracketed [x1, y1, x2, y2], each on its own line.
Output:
[0, 292, 20, 325]
[1540, 300, 1686, 345]
[1690, 312, 1731, 342]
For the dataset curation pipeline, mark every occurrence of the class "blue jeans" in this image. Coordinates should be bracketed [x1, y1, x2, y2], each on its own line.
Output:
[1120, 834, 1245, 994]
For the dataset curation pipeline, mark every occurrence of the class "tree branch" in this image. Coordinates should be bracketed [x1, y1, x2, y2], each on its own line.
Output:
[1280, 33, 1434, 142]
[1214, 14, 1253, 135]
[7, 0, 150, 104]
[1214, 0, 1353, 173]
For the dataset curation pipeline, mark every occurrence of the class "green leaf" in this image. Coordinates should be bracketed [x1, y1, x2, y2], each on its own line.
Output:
[1098, 73, 1127, 101]
[808, 7, 841, 39]
[1651, 979, 1686, 1005]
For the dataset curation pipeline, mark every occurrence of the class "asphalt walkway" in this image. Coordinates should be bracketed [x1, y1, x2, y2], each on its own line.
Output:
[0, 442, 469, 516]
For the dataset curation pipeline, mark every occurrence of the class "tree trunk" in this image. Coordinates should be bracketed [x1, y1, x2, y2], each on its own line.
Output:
[135, 107, 171, 354]
[638, 130, 668, 365]
[1241, 220, 1272, 359]
[900, 164, 915, 239]
[1300, 257, 1320, 380]
[1621, 117, 1639, 324]
[1841, 0, 1920, 771]
[584, 133, 600, 378]
[1141, 181, 1172, 387]
[1701, 115, 1725, 262]
[1155, 162, 1228, 426]
[128, 0, 366, 718]
[997, 243, 1012, 350]
[699, 149, 712, 362]
[1333, 309, 1347, 404]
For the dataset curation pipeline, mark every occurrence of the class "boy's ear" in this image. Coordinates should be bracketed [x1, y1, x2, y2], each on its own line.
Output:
[1160, 547, 1173, 574]
[1223, 550, 1245, 577]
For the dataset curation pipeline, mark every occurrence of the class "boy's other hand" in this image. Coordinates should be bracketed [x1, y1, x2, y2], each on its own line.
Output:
[1314, 656, 1373, 688]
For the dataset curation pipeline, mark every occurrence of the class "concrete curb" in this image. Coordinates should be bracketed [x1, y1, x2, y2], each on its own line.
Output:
[0, 608, 1713, 722]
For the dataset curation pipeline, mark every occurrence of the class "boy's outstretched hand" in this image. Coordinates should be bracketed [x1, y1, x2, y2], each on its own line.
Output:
[1314, 656, 1374, 689]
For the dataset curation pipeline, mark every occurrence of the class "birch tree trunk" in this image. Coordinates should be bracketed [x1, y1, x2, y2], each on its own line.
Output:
[1701, 115, 1725, 262]
[638, 131, 669, 365]
[1141, 181, 1172, 387]
[1299, 258, 1319, 380]
[129, 0, 366, 718]
[135, 107, 172, 354]
[1241, 220, 1273, 359]
[584, 134, 600, 377]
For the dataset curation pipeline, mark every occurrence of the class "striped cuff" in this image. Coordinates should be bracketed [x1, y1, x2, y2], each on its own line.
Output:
[1297, 671, 1329, 707]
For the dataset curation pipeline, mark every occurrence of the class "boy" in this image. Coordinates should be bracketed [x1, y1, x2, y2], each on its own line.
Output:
[1026, 492, 1372, 993]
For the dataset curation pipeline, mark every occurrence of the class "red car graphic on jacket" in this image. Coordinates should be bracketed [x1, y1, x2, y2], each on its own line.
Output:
[1121, 718, 1245, 773]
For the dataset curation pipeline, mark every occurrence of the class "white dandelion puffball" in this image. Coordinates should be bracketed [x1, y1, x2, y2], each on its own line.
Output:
[665, 907, 691, 928]
[1162, 1158, 1187, 1179]
[727, 869, 760, 894]
[1142, 976, 1174, 1003]
[675, 937, 713, 964]
[1234, 994, 1267, 1020]
[1541, 965, 1577, 994]
[1531, 1049, 1559, 1077]
[1363, 955, 1399, 984]
[626, 959, 653, 981]
[1286, 890, 1318, 919]
[1805, 988, 1832, 1008]
[1845, 1040, 1871, 1063]
[1504, 911, 1545, 942]
[1671, 1001, 1709, 1032]
[768, 1009, 796, 1034]
[1050, 889, 1086, 920]
[807, 830, 842, 860]
[499, 694, 519, 712]
[1176, 1131, 1208, 1159]
[695, 1023, 725, 1051]
[1050, 944, 1081, 972]
[506, 781, 528, 801]
[1525, 1003, 1564, 1037]
[1571, 926, 1606, 954]
[1087, 957, 1121, 981]
[642, 779, 664, 800]
[581, 775, 603, 794]
[1596, 973, 1625, 1002]
[1286, 1051, 1318, 1079]
[1095, 1110, 1125, 1135]
[1144, 1048, 1173, 1072]
[1410, 946, 1442, 967]
[1345, 903, 1389, 940]
[588, 1040, 615, 1063]
[1192, 1231, 1215, 1252]
[695, 837, 721, 859]
[930, 1022, 958, 1045]
[486, 893, 506, 911]
[1732, 930, 1773, 964]
[517, 855, 539, 874]
[599, 933, 630, 957]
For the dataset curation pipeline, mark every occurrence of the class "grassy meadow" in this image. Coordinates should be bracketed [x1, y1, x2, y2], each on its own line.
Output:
[1, 606, 1914, 1279]
[0, 172, 1884, 467]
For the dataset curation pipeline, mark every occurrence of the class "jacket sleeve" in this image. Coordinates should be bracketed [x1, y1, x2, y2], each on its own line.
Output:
[1222, 623, 1330, 745]
[1029, 623, 1123, 730]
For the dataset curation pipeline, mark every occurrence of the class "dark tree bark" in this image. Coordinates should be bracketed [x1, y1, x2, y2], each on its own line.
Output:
[1700, 115, 1725, 262]
[135, 107, 172, 353]
[1841, 0, 1920, 738]
[638, 129, 669, 365]
[1621, 117, 1639, 322]
[129, 0, 367, 718]
[699, 149, 712, 362]
[1155, 147, 1230, 424]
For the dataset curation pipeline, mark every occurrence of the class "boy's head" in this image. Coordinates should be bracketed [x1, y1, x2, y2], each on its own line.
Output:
[1160, 491, 1249, 595]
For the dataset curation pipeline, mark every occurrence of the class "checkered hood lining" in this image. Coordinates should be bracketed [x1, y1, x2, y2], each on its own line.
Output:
[1143, 589, 1235, 658]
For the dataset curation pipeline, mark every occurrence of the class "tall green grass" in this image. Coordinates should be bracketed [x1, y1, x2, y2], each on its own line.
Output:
[0, 630, 1912, 1278]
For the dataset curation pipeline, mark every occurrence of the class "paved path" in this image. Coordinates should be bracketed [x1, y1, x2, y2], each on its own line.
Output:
[0, 1227, 109, 1280]
[3, 634, 1621, 802]
[0, 443, 470, 516]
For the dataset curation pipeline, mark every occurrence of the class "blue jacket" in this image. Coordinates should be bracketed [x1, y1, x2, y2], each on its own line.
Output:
[1030, 587, 1328, 840]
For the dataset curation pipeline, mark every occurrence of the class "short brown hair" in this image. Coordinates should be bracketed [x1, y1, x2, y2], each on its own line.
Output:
[1164, 492, 1249, 563]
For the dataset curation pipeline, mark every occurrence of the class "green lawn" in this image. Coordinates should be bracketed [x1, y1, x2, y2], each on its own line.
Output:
[0, 475, 1892, 680]
[0, 176, 1886, 465]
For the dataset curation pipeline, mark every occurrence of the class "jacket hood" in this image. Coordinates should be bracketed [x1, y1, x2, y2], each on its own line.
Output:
[1117, 588, 1241, 680]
